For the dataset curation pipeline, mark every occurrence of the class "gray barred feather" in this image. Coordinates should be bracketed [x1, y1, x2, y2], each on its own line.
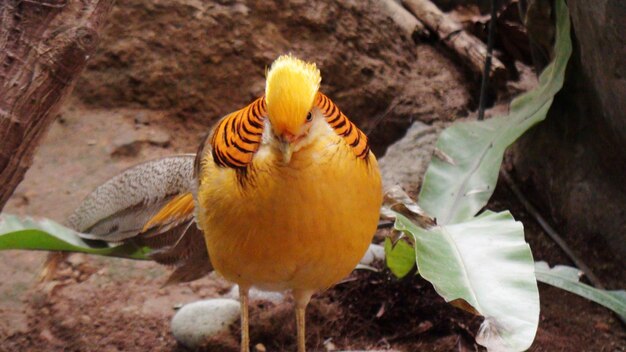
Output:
[48, 154, 214, 285]
[68, 155, 196, 239]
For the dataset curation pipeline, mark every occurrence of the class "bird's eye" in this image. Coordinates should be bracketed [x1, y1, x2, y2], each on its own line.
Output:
[306, 112, 312, 122]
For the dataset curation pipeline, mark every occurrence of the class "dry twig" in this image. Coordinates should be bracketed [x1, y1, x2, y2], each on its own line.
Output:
[381, 0, 429, 40]
[402, 0, 506, 83]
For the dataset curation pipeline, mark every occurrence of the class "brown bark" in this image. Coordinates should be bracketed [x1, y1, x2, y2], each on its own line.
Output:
[0, 0, 113, 210]
[402, 0, 506, 84]
[380, 0, 430, 40]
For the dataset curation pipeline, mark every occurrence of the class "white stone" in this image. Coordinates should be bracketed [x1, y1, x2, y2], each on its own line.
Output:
[224, 285, 285, 304]
[359, 244, 386, 266]
[171, 298, 240, 349]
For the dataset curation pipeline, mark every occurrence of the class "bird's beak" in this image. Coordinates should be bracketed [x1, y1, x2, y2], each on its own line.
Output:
[278, 132, 297, 164]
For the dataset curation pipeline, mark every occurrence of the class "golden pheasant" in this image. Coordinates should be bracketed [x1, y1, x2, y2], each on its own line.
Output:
[44, 55, 382, 352]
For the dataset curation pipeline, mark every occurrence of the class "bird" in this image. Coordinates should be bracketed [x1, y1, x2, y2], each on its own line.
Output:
[42, 54, 382, 352]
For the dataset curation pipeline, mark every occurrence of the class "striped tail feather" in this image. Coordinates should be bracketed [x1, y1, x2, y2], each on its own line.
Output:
[41, 155, 213, 285]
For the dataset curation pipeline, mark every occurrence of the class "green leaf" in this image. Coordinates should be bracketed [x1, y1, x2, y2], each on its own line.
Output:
[384, 237, 416, 278]
[417, 0, 572, 225]
[396, 211, 539, 351]
[0, 214, 151, 260]
[535, 262, 626, 319]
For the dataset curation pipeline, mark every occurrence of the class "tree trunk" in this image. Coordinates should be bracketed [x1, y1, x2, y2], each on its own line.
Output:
[0, 0, 113, 209]
[512, 1, 626, 269]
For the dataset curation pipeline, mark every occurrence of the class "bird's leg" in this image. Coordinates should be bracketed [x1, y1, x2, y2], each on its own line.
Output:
[295, 306, 306, 352]
[293, 289, 314, 352]
[239, 285, 250, 352]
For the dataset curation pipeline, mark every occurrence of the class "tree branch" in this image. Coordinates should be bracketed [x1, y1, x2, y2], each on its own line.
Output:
[0, 0, 114, 209]
[402, 0, 506, 84]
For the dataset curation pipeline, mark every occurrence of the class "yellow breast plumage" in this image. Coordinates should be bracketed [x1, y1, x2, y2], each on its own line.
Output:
[197, 116, 381, 292]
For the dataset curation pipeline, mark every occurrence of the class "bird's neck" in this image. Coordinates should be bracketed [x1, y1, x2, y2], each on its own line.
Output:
[256, 112, 337, 167]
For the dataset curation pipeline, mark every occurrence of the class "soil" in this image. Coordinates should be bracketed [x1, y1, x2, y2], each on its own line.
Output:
[2, 99, 624, 352]
[1, 0, 625, 351]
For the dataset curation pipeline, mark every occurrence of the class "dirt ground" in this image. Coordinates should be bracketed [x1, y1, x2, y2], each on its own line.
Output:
[1, 95, 624, 352]
[1, 0, 625, 350]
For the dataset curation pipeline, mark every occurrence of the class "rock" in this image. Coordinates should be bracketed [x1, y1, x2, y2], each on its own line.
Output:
[109, 130, 142, 157]
[80, 314, 92, 324]
[378, 121, 441, 193]
[67, 253, 87, 267]
[359, 244, 385, 266]
[134, 111, 150, 125]
[323, 339, 337, 351]
[224, 285, 285, 304]
[109, 128, 171, 156]
[145, 129, 171, 147]
[171, 298, 240, 349]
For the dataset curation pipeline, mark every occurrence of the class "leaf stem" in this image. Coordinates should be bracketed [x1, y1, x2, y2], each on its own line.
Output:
[477, 0, 497, 121]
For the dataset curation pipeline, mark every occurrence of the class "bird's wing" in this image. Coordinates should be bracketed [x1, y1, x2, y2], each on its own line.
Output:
[68, 155, 195, 237]
[51, 154, 213, 284]
[135, 197, 212, 285]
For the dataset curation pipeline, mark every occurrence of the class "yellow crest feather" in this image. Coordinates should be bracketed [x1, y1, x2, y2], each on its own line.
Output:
[265, 55, 321, 135]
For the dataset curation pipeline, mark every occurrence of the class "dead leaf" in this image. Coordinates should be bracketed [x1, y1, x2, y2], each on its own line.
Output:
[450, 298, 480, 315]
[382, 185, 436, 229]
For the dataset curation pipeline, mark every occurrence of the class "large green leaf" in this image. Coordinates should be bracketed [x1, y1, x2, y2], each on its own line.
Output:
[417, 0, 572, 225]
[535, 262, 626, 319]
[395, 211, 539, 351]
[0, 214, 151, 260]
